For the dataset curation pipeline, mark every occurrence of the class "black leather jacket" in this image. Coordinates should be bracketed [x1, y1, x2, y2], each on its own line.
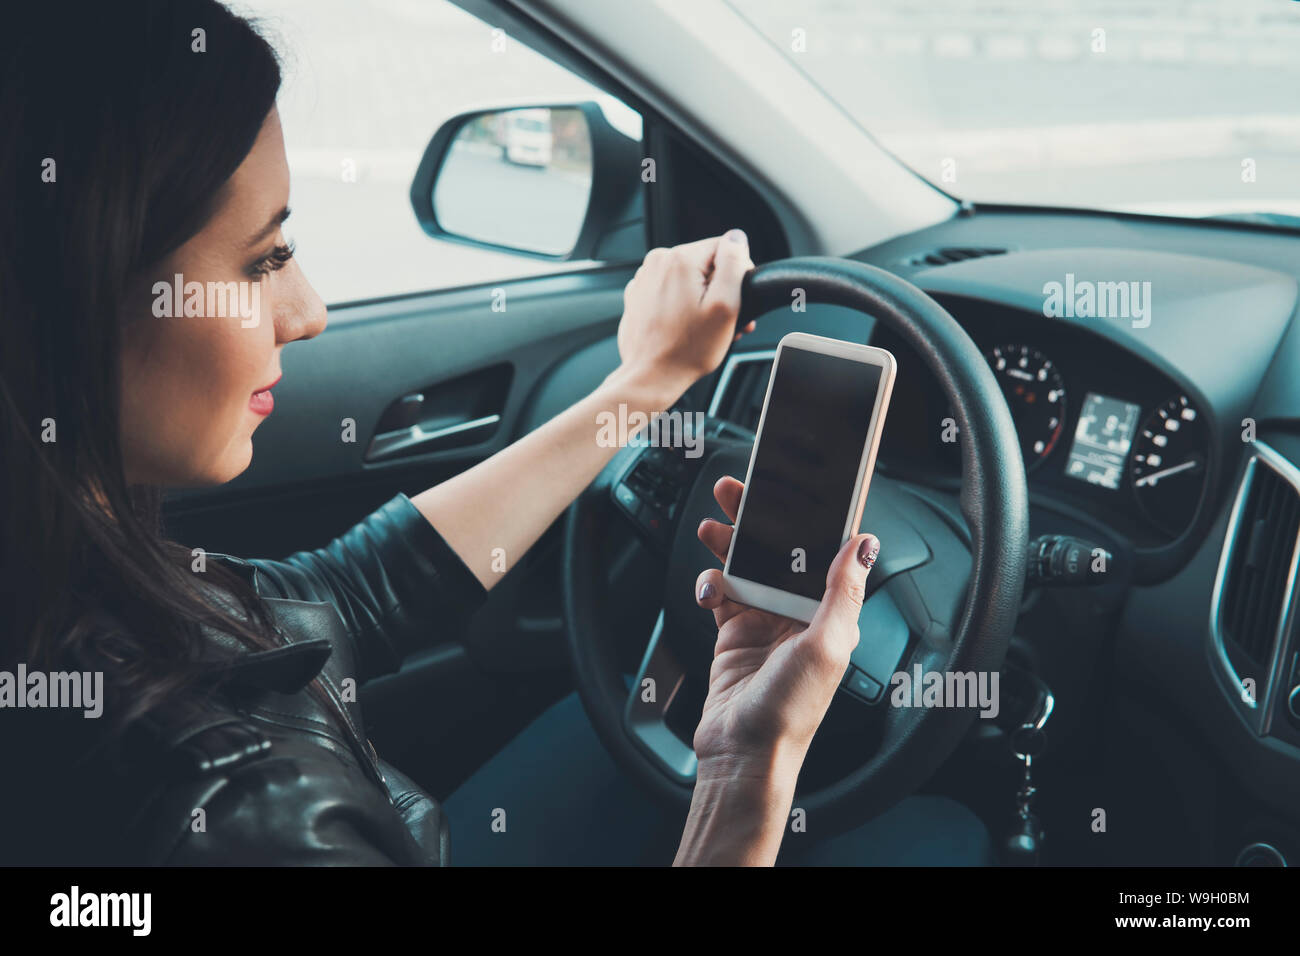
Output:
[1, 494, 486, 865]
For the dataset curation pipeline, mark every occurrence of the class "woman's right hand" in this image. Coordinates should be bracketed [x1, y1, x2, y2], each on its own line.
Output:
[611, 232, 756, 407]
[673, 476, 880, 866]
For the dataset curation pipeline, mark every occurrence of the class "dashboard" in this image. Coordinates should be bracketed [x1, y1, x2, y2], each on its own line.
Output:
[868, 295, 1212, 549]
[707, 243, 1299, 585]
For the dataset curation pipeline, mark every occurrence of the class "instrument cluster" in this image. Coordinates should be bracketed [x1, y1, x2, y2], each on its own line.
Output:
[869, 297, 1212, 545]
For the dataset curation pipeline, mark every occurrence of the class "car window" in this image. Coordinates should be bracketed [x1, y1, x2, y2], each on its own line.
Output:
[234, 0, 644, 305]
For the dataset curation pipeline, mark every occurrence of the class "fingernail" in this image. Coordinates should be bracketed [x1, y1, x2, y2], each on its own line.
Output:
[725, 228, 747, 244]
[857, 537, 880, 571]
[698, 581, 716, 601]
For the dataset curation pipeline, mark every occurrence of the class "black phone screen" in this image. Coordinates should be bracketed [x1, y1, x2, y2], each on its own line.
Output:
[728, 347, 884, 600]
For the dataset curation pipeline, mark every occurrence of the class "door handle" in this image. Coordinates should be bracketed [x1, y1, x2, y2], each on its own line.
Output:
[365, 364, 512, 463]
[365, 413, 501, 462]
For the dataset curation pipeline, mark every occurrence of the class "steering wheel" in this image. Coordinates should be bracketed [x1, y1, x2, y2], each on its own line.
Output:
[563, 257, 1029, 837]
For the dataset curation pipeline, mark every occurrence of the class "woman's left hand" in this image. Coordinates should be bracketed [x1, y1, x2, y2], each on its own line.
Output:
[691, 476, 880, 776]
[674, 476, 881, 866]
[614, 230, 756, 402]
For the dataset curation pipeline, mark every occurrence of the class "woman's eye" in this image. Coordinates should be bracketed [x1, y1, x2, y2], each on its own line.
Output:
[247, 240, 296, 278]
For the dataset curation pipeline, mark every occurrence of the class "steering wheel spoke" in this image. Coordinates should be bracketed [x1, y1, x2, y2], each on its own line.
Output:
[836, 583, 917, 706]
[608, 435, 706, 557]
[623, 610, 698, 785]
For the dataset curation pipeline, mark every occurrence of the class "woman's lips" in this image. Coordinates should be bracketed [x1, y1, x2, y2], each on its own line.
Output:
[250, 374, 281, 417]
[249, 389, 274, 416]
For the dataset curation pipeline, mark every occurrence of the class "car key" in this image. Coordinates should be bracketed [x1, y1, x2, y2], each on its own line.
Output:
[1002, 682, 1053, 866]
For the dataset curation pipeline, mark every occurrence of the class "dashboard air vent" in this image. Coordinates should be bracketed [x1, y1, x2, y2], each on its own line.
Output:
[708, 353, 774, 434]
[1218, 453, 1300, 669]
[905, 246, 1009, 268]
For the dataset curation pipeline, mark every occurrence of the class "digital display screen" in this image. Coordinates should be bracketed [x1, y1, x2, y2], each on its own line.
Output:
[728, 348, 884, 600]
[1065, 392, 1141, 490]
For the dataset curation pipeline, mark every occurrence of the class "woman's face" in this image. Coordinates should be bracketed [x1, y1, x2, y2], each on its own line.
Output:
[119, 107, 326, 487]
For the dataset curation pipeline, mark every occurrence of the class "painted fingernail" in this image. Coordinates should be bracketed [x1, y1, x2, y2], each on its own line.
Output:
[698, 581, 716, 601]
[726, 228, 747, 244]
[858, 537, 880, 571]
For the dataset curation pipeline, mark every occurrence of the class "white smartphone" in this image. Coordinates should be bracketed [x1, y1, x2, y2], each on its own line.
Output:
[722, 332, 897, 623]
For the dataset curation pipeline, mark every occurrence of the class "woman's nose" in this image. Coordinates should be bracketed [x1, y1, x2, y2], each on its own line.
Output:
[275, 263, 328, 344]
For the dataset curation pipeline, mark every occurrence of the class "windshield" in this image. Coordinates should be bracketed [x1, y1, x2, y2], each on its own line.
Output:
[729, 0, 1300, 224]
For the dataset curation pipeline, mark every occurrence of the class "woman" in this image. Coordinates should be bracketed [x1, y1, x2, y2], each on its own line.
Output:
[0, 0, 989, 866]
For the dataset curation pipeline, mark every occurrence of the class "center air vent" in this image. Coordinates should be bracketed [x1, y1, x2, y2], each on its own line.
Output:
[708, 351, 775, 433]
[904, 246, 1009, 268]
[1212, 444, 1300, 726]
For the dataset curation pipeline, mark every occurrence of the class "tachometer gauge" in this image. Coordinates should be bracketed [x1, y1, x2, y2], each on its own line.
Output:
[987, 345, 1067, 471]
[1130, 395, 1207, 536]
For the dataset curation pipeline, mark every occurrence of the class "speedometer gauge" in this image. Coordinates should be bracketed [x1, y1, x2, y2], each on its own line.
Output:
[1130, 395, 1207, 536]
[987, 345, 1067, 471]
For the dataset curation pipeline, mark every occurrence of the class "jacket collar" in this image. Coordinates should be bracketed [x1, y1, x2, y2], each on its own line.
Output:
[193, 554, 336, 694]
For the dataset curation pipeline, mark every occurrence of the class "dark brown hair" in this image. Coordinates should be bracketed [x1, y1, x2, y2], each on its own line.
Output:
[0, 0, 349, 739]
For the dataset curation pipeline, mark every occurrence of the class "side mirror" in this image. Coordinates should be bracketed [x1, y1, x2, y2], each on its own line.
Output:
[409, 100, 644, 261]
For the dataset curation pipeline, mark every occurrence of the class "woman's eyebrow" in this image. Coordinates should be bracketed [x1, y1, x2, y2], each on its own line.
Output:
[245, 206, 291, 247]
